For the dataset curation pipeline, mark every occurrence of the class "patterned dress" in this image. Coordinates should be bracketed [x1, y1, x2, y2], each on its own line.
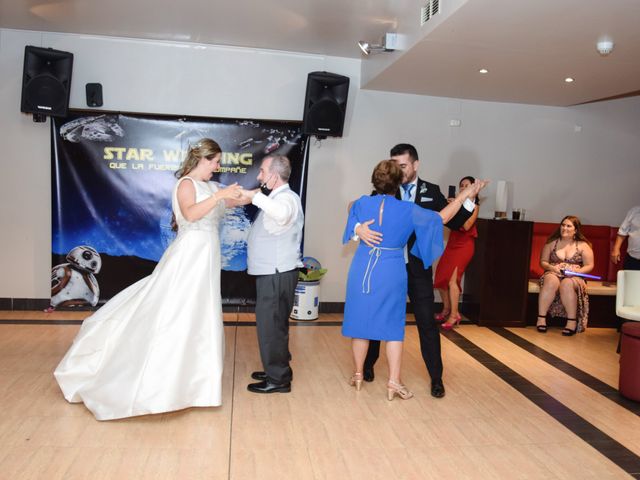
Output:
[540, 240, 590, 333]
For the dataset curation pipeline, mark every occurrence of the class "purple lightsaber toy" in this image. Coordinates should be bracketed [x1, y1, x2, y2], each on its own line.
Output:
[561, 269, 602, 280]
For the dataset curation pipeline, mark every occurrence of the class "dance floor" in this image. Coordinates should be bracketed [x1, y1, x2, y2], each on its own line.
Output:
[0, 311, 638, 479]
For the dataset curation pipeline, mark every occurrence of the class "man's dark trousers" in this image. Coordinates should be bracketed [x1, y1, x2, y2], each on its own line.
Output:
[255, 269, 298, 385]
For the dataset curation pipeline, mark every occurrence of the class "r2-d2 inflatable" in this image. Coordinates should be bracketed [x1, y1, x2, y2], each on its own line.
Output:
[290, 281, 320, 321]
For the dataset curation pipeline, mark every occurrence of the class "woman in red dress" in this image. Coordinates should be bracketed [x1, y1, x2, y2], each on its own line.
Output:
[434, 176, 480, 330]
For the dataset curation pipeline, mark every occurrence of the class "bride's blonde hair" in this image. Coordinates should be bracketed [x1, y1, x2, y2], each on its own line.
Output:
[175, 138, 222, 179]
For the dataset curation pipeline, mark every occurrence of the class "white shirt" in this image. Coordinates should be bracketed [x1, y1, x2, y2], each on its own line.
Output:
[247, 184, 304, 275]
[252, 184, 301, 235]
[619, 205, 640, 259]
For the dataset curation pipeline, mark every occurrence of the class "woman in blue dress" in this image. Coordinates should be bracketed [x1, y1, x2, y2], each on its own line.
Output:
[342, 160, 485, 400]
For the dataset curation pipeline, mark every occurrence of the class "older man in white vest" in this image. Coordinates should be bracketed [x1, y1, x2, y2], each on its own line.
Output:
[244, 155, 304, 393]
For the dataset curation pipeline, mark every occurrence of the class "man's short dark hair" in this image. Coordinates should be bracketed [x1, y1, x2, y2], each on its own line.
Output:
[390, 143, 419, 162]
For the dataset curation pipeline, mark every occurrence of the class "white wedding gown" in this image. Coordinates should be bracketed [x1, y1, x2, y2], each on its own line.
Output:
[54, 177, 225, 421]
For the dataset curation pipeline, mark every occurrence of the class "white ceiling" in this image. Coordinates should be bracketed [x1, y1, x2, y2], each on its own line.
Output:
[1, 0, 639, 106]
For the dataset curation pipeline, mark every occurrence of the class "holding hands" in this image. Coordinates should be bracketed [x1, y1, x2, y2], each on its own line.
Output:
[239, 188, 259, 202]
[457, 179, 488, 202]
[217, 183, 244, 200]
[217, 185, 258, 207]
[438, 179, 488, 225]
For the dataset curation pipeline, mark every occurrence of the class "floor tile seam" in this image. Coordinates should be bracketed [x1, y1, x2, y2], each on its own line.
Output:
[494, 327, 639, 416]
[501, 327, 618, 381]
[449, 329, 619, 399]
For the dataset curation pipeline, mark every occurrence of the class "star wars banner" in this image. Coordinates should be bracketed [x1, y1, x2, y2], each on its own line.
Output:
[50, 112, 308, 309]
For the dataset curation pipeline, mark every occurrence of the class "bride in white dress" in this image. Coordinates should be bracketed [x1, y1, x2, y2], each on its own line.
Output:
[54, 138, 243, 421]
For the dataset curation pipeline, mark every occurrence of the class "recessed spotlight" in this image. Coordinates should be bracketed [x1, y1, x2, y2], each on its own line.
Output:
[479, 68, 489, 74]
[565, 77, 574, 83]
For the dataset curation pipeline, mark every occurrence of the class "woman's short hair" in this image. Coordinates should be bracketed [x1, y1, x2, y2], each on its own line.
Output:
[546, 215, 592, 247]
[372, 160, 403, 195]
[266, 155, 291, 182]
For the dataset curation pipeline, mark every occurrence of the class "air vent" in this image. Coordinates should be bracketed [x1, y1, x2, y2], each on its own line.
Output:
[421, 0, 440, 26]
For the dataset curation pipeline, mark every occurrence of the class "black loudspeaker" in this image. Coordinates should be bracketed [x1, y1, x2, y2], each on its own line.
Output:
[302, 71, 349, 137]
[86, 83, 103, 107]
[20, 46, 73, 118]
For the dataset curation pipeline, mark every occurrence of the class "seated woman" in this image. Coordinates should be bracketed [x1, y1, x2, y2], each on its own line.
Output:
[342, 160, 485, 400]
[434, 176, 480, 330]
[537, 215, 595, 335]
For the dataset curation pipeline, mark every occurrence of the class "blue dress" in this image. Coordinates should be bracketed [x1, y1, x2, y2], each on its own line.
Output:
[342, 195, 444, 341]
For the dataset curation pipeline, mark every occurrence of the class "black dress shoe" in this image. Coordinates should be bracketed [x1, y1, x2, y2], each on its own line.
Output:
[431, 380, 446, 398]
[363, 367, 375, 382]
[252, 371, 293, 382]
[247, 380, 291, 394]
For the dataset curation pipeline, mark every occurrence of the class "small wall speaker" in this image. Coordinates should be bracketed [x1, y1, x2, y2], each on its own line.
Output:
[302, 71, 350, 137]
[86, 83, 103, 107]
[20, 46, 73, 118]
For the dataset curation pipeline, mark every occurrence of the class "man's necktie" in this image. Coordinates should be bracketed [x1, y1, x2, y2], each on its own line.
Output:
[402, 183, 414, 201]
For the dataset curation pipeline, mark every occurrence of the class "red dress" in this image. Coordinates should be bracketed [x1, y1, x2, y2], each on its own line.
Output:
[433, 223, 478, 290]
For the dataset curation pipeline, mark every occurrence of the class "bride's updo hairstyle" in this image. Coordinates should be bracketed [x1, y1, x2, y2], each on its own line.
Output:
[371, 159, 403, 195]
[175, 138, 222, 179]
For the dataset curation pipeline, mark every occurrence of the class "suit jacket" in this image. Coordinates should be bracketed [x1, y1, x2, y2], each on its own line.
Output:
[399, 178, 472, 251]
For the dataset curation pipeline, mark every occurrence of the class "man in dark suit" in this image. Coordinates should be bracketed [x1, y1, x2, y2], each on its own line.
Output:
[356, 143, 473, 398]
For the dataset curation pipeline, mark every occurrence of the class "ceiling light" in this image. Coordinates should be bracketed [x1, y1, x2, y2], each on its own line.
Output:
[565, 77, 574, 83]
[596, 37, 614, 56]
[358, 33, 397, 56]
[479, 68, 488, 74]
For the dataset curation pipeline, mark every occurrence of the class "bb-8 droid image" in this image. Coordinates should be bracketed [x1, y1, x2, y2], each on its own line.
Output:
[50, 246, 102, 310]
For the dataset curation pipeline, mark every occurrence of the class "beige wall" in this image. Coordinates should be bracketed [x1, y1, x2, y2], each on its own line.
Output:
[1, 28, 639, 302]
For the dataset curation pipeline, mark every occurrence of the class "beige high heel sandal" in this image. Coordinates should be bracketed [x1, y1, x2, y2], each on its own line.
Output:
[387, 380, 414, 400]
[349, 372, 364, 391]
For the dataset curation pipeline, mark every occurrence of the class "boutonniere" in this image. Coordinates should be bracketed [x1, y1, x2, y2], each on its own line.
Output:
[419, 184, 428, 194]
